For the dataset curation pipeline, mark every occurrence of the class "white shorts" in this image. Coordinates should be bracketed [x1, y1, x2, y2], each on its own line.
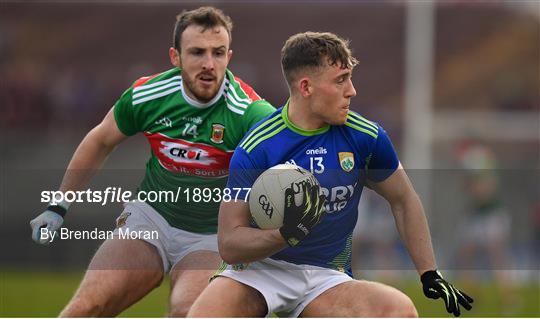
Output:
[112, 201, 218, 273]
[217, 258, 353, 317]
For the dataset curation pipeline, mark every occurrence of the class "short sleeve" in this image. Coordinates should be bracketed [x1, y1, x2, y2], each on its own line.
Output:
[366, 126, 399, 182]
[243, 100, 276, 132]
[227, 147, 264, 201]
[113, 87, 139, 136]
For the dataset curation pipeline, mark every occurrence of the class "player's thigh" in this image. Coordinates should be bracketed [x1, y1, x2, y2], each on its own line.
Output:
[300, 280, 417, 317]
[187, 276, 267, 317]
[168, 250, 221, 316]
[62, 238, 164, 316]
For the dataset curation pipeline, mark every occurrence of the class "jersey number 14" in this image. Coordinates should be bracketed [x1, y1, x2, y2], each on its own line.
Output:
[182, 123, 199, 137]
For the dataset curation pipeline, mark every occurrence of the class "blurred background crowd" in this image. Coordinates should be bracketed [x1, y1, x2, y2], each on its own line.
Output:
[1, 0, 538, 316]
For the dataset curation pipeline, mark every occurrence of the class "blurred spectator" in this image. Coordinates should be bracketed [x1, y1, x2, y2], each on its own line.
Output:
[49, 67, 103, 127]
[454, 140, 512, 275]
[453, 140, 519, 311]
[1, 65, 52, 129]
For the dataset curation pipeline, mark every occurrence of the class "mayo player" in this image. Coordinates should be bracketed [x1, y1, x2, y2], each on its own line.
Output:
[189, 32, 473, 317]
[29, 7, 274, 316]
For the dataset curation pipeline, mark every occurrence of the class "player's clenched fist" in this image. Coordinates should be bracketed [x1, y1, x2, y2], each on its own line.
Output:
[421, 270, 474, 317]
[30, 205, 66, 245]
[279, 182, 326, 246]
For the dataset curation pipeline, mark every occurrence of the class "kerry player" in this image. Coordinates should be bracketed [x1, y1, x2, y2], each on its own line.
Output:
[189, 32, 473, 317]
[29, 7, 274, 317]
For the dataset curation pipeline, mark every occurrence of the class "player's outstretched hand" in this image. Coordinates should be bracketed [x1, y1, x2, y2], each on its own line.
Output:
[30, 208, 65, 245]
[279, 181, 326, 246]
[421, 270, 474, 317]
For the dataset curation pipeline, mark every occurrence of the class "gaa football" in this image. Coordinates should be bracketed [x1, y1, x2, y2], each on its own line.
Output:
[248, 163, 319, 229]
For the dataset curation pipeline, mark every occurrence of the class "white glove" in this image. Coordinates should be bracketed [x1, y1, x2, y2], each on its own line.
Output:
[30, 210, 64, 245]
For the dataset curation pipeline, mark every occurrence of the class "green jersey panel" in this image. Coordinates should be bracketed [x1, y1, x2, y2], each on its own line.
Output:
[113, 87, 137, 136]
[113, 68, 275, 233]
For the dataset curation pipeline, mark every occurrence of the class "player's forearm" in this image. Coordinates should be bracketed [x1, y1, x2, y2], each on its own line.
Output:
[391, 192, 437, 275]
[58, 127, 117, 193]
[219, 227, 287, 264]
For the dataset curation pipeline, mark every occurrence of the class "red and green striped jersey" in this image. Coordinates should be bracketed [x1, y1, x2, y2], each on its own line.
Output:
[113, 68, 275, 233]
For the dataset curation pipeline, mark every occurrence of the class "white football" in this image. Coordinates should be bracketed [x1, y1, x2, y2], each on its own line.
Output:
[248, 163, 319, 229]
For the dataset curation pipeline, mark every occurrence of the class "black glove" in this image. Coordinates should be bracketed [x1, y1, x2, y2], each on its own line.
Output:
[279, 181, 326, 246]
[421, 270, 474, 317]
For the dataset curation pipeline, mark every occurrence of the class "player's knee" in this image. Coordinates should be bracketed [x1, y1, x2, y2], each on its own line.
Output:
[60, 295, 106, 317]
[169, 306, 189, 317]
[398, 295, 418, 317]
[169, 300, 191, 317]
[186, 298, 216, 318]
[380, 292, 418, 317]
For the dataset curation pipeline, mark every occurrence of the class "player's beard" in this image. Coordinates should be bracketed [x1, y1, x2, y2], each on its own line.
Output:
[182, 72, 222, 103]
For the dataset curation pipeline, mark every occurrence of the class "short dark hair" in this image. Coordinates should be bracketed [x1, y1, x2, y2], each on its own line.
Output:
[281, 32, 358, 86]
[173, 6, 233, 51]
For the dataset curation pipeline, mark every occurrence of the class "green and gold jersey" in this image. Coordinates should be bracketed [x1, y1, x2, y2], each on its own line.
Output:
[113, 68, 275, 233]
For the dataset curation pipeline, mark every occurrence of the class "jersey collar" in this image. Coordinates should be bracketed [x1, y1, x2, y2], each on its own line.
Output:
[281, 101, 330, 136]
[180, 74, 226, 109]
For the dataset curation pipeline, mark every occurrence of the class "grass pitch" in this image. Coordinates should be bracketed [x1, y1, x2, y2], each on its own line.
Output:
[1, 270, 538, 317]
